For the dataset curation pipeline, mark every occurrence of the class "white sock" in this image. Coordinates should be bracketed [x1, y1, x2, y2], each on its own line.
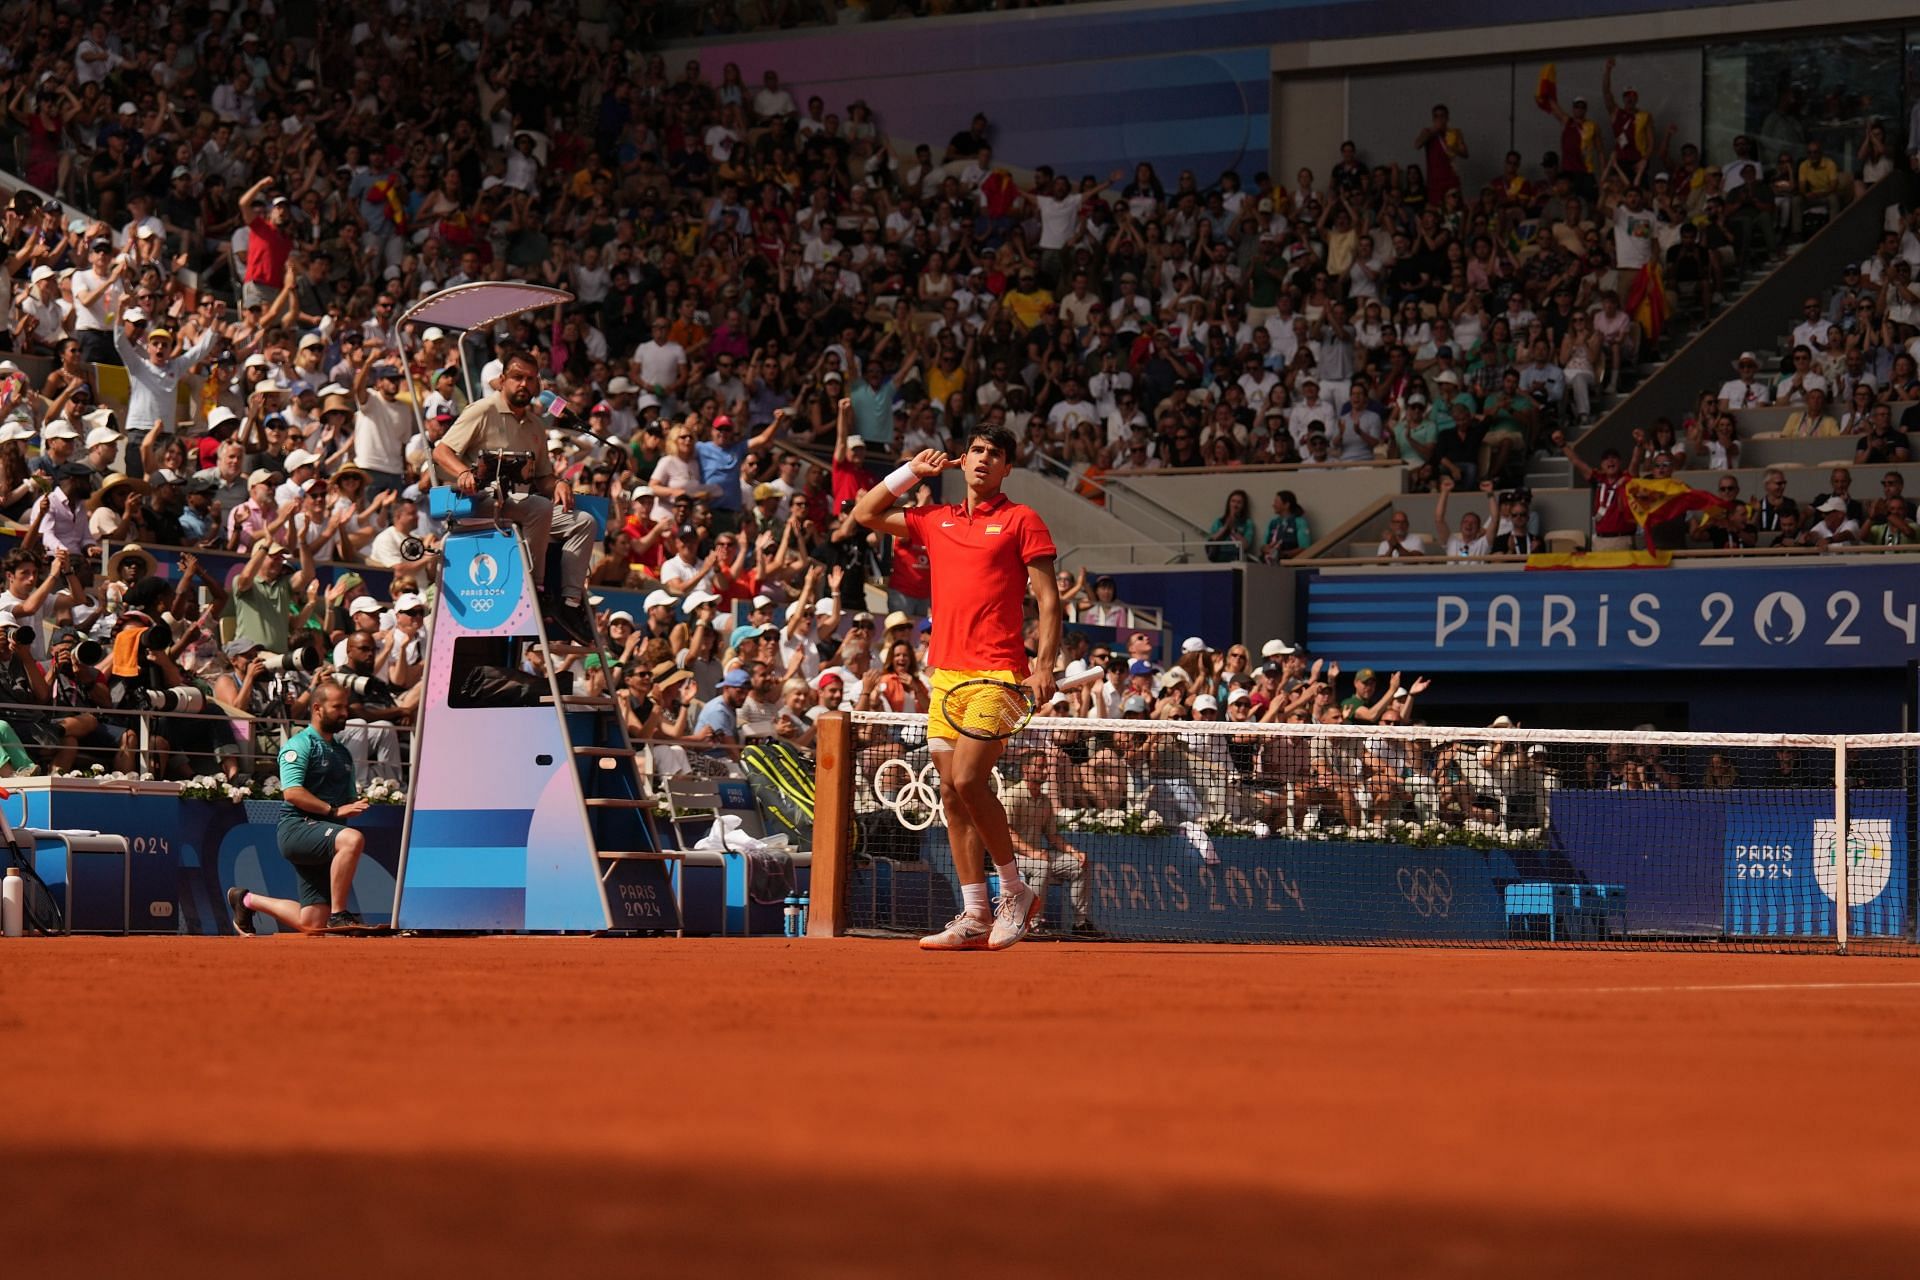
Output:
[994, 859, 1028, 891]
[961, 882, 990, 916]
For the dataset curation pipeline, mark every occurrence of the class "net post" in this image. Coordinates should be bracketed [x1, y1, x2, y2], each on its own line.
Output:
[807, 711, 854, 938]
[1834, 737, 1850, 955]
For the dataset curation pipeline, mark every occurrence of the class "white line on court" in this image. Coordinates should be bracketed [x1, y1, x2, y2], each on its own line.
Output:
[1491, 981, 1920, 995]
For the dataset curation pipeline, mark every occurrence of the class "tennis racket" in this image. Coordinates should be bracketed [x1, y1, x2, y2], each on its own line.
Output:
[939, 677, 1038, 742]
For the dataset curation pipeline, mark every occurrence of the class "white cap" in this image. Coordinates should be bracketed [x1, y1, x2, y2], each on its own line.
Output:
[121, 306, 147, 325]
[607, 609, 634, 624]
[644, 589, 676, 611]
[636, 393, 662, 411]
[1226, 688, 1251, 705]
[1180, 636, 1206, 654]
[394, 593, 426, 612]
[1261, 639, 1296, 658]
[1191, 694, 1220, 712]
[1046, 692, 1069, 708]
[751, 593, 773, 609]
[29, 265, 54, 282]
[298, 333, 325, 349]
[317, 382, 351, 397]
[244, 353, 269, 369]
[1818, 496, 1849, 513]
[300, 477, 328, 494]
[84, 424, 123, 447]
[608, 376, 637, 395]
[815, 597, 837, 615]
[42, 421, 80, 440]
[1736, 351, 1759, 365]
[0, 423, 34, 443]
[284, 448, 320, 471]
[1489, 714, 1515, 728]
[421, 327, 446, 341]
[348, 597, 382, 615]
[683, 589, 721, 611]
[207, 406, 241, 432]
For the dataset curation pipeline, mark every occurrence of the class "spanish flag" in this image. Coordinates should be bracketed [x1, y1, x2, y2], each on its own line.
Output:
[368, 173, 409, 234]
[1626, 260, 1668, 344]
[1624, 477, 1733, 527]
[1527, 549, 1672, 570]
[1535, 63, 1558, 113]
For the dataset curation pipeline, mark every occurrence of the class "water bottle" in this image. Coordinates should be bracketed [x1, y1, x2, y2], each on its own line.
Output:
[797, 892, 810, 936]
[3, 866, 23, 937]
[782, 895, 799, 937]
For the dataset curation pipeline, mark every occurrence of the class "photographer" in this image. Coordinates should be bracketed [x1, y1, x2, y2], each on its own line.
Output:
[43, 627, 121, 773]
[213, 633, 325, 759]
[333, 630, 404, 784]
[0, 547, 86, 658]
[108, 615, 239, 780]
[0, 621, 86, 776]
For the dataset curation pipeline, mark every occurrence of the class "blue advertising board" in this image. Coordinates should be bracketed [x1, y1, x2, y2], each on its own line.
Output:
[1304, 564, 1920, 671]
[853, 785, 1912, 944]
[1, 783, 403, 933]
[881, 828, 1523, 943]
[1723, 793, 1907, 938]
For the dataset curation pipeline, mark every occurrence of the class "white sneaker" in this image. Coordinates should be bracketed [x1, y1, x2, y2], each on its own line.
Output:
[988, 883, 1038, 951]
[920, 910, 992, 951]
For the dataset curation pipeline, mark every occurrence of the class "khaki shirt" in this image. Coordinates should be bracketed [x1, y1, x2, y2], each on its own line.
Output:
[439, 392, 553, 483]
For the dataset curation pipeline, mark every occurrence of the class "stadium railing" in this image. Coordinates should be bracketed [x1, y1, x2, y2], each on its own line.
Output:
[809, 710, 1918, 953]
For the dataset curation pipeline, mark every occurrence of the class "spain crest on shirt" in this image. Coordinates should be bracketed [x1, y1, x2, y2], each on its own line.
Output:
[985, 524, 1003, 535]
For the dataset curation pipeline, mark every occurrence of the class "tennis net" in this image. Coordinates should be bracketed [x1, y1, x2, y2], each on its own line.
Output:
[812, 711, 1919, 952]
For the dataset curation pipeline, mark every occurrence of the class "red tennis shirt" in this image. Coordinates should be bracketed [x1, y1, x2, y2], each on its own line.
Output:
[903, 492, 1056, 676]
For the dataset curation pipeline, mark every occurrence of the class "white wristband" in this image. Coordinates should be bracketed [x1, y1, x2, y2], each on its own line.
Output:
[884, 464, 920, 497]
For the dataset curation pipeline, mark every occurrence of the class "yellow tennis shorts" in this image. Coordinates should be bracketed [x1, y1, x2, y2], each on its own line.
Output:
[926, 668, 1020, 744]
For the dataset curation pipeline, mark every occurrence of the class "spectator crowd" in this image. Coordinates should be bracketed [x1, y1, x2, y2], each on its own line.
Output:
[0, 3, 1911, 786]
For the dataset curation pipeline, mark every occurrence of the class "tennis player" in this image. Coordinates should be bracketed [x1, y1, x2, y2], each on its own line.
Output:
[227, 682, 371, 935]
[852, 423, 1061, 951]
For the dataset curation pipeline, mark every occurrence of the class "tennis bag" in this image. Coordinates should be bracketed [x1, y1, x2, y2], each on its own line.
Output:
[742, 740, 817, 846]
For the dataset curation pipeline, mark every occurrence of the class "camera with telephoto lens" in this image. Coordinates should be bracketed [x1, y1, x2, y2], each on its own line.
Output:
[258, 647, 323, 674]
[141, 686, 206, 713]
[335, 673, 391, 699]
[8, 624, 34, 645]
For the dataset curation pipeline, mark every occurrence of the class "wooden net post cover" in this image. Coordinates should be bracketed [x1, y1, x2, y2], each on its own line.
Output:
[806, 711, 854, 938]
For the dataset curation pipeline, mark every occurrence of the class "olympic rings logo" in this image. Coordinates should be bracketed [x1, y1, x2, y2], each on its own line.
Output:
[1396, 866, 1453, 918]
[870, 758, 1007, 832]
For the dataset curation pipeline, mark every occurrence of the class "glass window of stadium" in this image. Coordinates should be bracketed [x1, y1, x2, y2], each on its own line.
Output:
[1703, 30, 1905, 175]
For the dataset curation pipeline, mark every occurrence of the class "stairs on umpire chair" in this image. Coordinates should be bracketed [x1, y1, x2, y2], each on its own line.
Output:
[540, 615, 682, 933]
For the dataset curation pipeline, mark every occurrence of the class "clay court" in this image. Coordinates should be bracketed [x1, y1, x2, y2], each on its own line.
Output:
[7, 938, 1919, 1277]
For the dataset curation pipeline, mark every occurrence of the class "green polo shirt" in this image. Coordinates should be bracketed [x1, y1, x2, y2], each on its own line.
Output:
[278, 725, 358, 818]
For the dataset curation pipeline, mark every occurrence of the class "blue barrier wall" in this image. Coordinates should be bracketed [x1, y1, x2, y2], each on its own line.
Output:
[4, 783, 403, 934]
[850, 783, 1910, 944]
